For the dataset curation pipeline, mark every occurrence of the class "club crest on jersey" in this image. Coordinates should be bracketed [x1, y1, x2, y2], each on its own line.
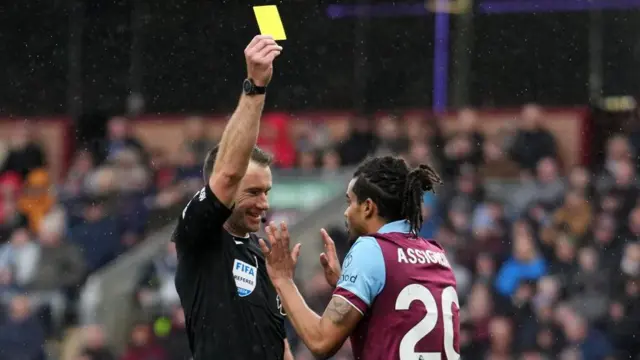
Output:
[233, 259, 257, 297]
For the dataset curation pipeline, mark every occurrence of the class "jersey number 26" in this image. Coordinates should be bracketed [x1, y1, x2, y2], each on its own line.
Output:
[395, 284, 460, 360]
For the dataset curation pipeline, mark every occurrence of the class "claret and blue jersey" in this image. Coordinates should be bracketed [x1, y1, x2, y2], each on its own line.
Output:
[333, 220, 460, 360]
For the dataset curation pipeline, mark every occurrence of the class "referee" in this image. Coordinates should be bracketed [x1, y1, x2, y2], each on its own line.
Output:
[173, 35, 296, 360]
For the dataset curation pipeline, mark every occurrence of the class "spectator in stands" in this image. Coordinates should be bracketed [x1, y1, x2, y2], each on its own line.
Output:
[61, 150, 97, 201]
[509, 104, 558, 172]
[84, 167, 118, 198]
[0, 295, 45, 360]
[405, 140, 438, 171]
[474, 252, 497, 286]
[181, 116, 214, 163]
[77, 324, 116, 360]
[296, 149, 317, 171]
[442, 133, 476, 180]
[456, 108, 485, 165]
[0, 171, 26, 243]
[605, 296, 640, 358]
[567, 246, 609, 322]
[120, 322, 166, 360]
[441, 109, 484, 179]
[149, 148, 175, 191]
[547, 234, 577, 286]
[485, 317, 514, 359]
[0, 122, 46, 179]
[590, 213, 624, 271]
[293, 119, 330, 158]
[461, 283, 493, 354]
[157, 306, 190, 360]
[338, 117, 376, 166]
[562, 311, 615, 360]
[258, 112, 296, 168]
[173, 147, 202, 194]
[18, 168, 57, 234]
[147, 146, 195, 211]
[320, 148, 341, 175]
[495, 228, 546, 297]
[550, 190, 593, 240]
[596, 135, 634, 192]
[419, 192, 440, 239]
[375, 115, 408, 155]
[478, 135, 520, 179]
[404, 115, 431, 146]
[0, 226, 38, 299]
[137, 242, 179, 314]
[27, 212, 85, 331]
[567, 165, 593, 198]
[620, 242, 640, 278]
[95, 116, 146, 165]
[442, 164, 484, 215]
[510, 157, 565, 218]
[603, 159, 638, 220]
[69, 197, 123, 272]
[110, 149, 151, 247]
[0, 140, 7, 176]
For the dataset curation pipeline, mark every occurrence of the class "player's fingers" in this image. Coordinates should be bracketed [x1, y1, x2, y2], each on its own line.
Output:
[291, 243, 302, 263]
[266, 222, 278, 247]
[320, 228, 337, 254]
[258, 238, 270, 256]
[280, 222, 290, 248]
[319, 253, 329, 267]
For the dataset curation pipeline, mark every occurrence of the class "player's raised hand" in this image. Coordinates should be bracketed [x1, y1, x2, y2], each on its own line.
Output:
[259, 222, 301, 284]
[319, 228, 341, 288]
[244, 35, 282, 87]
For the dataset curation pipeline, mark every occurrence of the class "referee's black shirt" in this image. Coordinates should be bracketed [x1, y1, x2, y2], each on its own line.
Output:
[173, 184, 286, 360]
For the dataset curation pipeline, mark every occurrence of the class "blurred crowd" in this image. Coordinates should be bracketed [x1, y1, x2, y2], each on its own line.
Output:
[0, 116, 209, 360]
[1, 103, 639, 360]
[297, 105, 640, 360]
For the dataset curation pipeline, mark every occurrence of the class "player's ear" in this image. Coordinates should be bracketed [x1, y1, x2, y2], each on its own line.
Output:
[362, 198, 375, 219]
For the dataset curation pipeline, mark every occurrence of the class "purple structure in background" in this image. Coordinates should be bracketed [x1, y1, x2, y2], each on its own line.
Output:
[481, 0, 640, 14]
[433, 7, 449, 113]
[326, 0, 640, 19]
[327, 0, 640, 111]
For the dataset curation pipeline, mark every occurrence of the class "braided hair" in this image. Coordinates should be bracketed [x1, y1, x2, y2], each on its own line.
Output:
[352, 156, 442, 236]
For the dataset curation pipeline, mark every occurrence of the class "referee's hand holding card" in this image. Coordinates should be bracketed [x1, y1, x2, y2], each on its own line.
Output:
[244, 35, 282, 87]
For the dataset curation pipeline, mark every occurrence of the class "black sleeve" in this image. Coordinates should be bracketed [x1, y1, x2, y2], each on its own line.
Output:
[173, 184, 233, 249]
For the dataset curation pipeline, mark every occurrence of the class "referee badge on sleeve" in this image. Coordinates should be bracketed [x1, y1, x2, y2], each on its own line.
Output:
[233, 259, 257, 297]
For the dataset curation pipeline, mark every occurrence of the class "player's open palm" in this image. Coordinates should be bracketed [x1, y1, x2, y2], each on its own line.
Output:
[319, 228, 341, 288]
[245, 35, 282, 87]
[259, 222, 302, 284]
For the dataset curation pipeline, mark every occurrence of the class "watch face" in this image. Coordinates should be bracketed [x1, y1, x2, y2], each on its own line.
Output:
[243, 79, 253, 94]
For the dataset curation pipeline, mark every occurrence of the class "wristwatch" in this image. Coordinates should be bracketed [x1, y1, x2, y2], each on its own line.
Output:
[242, 78, 267, 96]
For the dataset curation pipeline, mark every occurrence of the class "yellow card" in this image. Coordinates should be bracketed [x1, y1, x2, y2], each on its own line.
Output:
[253, 5, 287, 40]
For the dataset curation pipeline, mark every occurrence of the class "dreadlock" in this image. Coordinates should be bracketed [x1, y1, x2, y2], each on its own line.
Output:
[352, 156, 442, 236]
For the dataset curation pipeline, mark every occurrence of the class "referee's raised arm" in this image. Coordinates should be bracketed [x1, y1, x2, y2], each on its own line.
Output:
[174, 35, 281, 245]
[210, 35, 282, 207]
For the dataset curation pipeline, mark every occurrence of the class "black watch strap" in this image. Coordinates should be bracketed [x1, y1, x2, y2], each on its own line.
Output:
[243, 78, 267, 95]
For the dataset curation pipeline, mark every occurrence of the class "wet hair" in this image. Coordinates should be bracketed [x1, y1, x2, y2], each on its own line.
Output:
[351, 156, 442, 235]
[203, 144, 273, 183]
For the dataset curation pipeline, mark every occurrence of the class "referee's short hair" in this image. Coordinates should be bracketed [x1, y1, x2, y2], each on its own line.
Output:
[203, 144, 273, 183]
